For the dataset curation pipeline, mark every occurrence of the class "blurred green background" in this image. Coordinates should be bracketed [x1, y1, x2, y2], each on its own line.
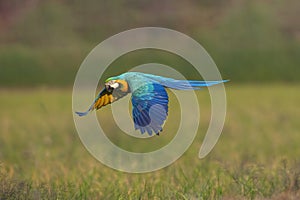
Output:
[0, 0, 299, 86]
[1, 0, 300, 199]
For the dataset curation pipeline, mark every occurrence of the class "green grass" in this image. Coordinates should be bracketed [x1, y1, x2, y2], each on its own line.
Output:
[0, 85, 300, 199]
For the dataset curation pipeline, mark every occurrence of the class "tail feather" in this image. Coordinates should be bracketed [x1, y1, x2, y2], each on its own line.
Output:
[160, 79, 228, 90]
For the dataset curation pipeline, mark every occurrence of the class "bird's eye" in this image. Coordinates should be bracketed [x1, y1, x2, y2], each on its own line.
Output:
[105, 80, 119, 90]
[110, 82, 119, 89]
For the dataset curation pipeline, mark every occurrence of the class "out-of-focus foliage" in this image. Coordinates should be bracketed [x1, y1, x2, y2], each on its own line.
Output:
[0, 0, 299, 86]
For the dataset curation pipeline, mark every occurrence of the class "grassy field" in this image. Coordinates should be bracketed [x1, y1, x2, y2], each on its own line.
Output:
[0, 85, 300, 199]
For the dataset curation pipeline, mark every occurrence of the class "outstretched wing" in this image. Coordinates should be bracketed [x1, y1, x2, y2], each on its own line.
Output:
[75, 86, 128, 116]
[131, 82, 169, 135]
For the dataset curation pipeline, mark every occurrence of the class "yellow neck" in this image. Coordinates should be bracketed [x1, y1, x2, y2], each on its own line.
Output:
[116, 80, 129, 92]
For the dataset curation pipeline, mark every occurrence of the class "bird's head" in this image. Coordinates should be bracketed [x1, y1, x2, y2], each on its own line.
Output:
[105, 77, 129, 93]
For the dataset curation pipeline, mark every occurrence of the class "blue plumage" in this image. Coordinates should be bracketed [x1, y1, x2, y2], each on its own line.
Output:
[75, 72, 228, 135]
[131, 83, 168, 135]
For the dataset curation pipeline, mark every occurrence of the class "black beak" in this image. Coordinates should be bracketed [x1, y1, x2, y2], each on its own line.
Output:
[105, 85, 114, 93]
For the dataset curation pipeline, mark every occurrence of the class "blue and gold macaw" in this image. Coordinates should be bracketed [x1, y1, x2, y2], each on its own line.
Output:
[76, 72, 227, 135]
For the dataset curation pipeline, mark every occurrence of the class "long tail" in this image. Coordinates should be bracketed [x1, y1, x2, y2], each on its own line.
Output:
[141, 73, 228, 90]
[160, 79, 229, 90]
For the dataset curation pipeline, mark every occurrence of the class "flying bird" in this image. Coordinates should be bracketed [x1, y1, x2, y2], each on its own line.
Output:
[76, 72, 227, 135]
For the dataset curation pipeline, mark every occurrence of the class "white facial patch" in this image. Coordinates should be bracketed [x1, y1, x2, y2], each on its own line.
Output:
[110, 82, 119, 89]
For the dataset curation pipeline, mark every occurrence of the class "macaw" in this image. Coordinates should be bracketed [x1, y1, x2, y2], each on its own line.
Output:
[76, 72, 227, 135]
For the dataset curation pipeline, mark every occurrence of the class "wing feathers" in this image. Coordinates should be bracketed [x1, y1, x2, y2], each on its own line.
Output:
[132, 83, 168, 135]
[75, 81, 129, 116]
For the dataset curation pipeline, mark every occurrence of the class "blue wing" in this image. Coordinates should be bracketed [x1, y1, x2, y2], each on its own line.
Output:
[75, 85, 127, 117]
[75, 88, 106, 117]
[131, 83, 168, 135]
